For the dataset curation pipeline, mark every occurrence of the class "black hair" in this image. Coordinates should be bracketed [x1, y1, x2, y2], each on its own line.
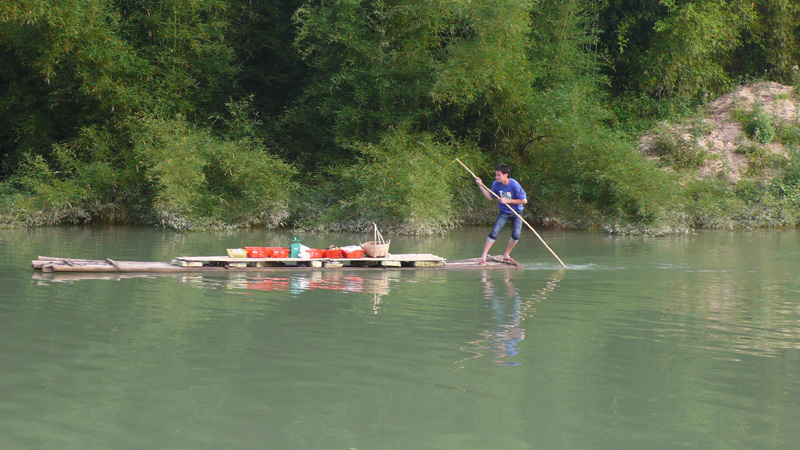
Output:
[495, 163, 510, 175]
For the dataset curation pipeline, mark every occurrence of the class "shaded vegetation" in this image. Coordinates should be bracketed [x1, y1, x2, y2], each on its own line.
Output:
[2, 0, 800, 233]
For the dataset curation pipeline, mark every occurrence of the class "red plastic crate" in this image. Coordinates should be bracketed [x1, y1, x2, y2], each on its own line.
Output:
[324, 249, 343, 259]
[245, 247, 267, 258]
[342, 249, 364, 258]
[306, 248, 324, 259]
[245, 247, 289, 258]
[267, 247, 290, 258]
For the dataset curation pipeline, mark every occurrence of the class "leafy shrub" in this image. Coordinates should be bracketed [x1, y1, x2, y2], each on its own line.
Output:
[784, 147, 800, 185]
[736, 142, 788, 176]
[682, 177, 739, 229]
[325, 128, 481, 234]
[651, 123, 708, 169]
[526, 121, 674, 228]
[744, 105, 776, 143]
[734, 179, 767, 203]
[771, 146, 800, 197]
[134, 115, 295, 230]
[687, 115, 716, 138]
[0, 125, 135, 227]
[776, 123, 800, 145]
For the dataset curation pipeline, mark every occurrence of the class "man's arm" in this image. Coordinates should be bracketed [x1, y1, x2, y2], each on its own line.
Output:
[474, 178, 495, 200]
[499, 198, 527, 205]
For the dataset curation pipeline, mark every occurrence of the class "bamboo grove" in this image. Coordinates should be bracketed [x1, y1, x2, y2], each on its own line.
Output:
[2, 0, 799, 232]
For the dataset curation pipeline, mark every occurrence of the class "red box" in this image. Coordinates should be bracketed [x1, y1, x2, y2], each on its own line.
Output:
[342, 249, 364, 258]
[267, 247, 290, 258]
[245, 247, 289, 258]
[324, 249, 343, 259]
[245, 247, 267, 258]
[306, 249, 324, 259]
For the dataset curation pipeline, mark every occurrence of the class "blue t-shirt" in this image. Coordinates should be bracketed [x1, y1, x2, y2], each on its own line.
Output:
[492, 178, 526, 214]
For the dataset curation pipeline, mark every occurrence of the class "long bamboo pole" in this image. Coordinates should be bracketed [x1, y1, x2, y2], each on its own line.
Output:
[456, 158, 567, 268]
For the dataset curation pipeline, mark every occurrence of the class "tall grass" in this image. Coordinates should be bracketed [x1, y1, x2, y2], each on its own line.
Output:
[1, 106, 296, 230]
[292, 129, 487, 234]
[133, 115, 295, 230]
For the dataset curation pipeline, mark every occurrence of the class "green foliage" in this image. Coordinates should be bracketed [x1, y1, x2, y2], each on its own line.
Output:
[681, 177, 739, 228]
[651, 123, 708, 170]
[113, 0, 240, 117]
[744, 105, 777, 143]
[288, 0, 439, 155]
[321, 129, 478, 234]
[775, 123, 800, 145]
[3, 0, 800, 232]
[133, 117, 210, 225]
[0, 123, 142, 226]
[737, 142, 787, 176]
[133, 113, 295, 230]
[429, 0, 534, 109]
[526, 117, 673, 227]
[608, 92, 700, 138]
[0, 0, 142, 176]
[671, 165, 800, 230]
[644, 1, 754, 98]
[518, 0, 674, 227]
[3, 154, 94, 226]
[286, 0, 539, 161]
[771, 146, 800, 196]
[745, 0, 800, 83]
[0, 0, 297, 230]
[784, 147, 800, 184]
[734, 178, 768, 203]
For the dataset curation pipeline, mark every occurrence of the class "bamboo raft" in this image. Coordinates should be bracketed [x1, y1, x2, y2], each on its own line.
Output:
[31, 255, 522, 273]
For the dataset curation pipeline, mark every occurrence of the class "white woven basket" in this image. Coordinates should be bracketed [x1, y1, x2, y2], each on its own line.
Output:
[361, 223, 390, 258]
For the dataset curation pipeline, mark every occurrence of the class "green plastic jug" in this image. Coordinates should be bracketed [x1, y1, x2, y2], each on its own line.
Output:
[290, 237, 302, 258]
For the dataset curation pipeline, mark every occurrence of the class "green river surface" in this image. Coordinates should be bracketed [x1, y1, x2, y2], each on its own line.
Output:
[2, 226, 800, 449]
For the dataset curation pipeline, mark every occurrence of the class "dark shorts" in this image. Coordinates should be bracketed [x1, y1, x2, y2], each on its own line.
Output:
[488, 212, 522, 242]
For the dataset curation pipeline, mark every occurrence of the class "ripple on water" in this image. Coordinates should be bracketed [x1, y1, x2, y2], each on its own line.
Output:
[524, 262, 625, 271]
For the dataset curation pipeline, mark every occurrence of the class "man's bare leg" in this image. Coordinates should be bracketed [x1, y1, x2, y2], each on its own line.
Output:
[502, 238, 518, 260]
[480, 239, 494, 264]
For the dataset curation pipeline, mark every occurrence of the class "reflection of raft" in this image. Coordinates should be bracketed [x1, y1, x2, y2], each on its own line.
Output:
[31, 254, 522, 273]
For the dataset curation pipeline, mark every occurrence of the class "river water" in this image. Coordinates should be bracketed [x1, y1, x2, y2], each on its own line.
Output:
[1, 226, 800, 449]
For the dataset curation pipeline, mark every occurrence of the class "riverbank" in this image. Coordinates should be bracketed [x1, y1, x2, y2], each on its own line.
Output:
[3, 82, 799, 235]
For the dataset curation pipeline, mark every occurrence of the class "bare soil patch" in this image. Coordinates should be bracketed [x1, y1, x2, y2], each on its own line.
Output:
[640, 82, 798, 182]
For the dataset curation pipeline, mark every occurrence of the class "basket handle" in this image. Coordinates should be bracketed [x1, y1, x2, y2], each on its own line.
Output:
[372, 223, 385, 245]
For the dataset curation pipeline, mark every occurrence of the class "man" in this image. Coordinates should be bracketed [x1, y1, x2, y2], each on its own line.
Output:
[474, 163, 527, 265]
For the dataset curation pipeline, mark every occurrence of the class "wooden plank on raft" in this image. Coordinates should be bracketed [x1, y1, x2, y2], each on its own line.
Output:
[176, 260, 203, 267]
[43, 261, 222, 273]
[34, 257, 163, 270]
[412, 260, 445, 268]
[33, 256, 97, 269]
[173, 253, 445, 264]
[31, 253, 525, 273]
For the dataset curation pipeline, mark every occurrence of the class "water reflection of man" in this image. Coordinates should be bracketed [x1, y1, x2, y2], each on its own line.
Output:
[481, 272, 525, 366]
[460, 270, 562, 368]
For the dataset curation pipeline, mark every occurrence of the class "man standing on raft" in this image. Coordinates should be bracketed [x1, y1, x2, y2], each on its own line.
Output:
[475, 163, 527, 265]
